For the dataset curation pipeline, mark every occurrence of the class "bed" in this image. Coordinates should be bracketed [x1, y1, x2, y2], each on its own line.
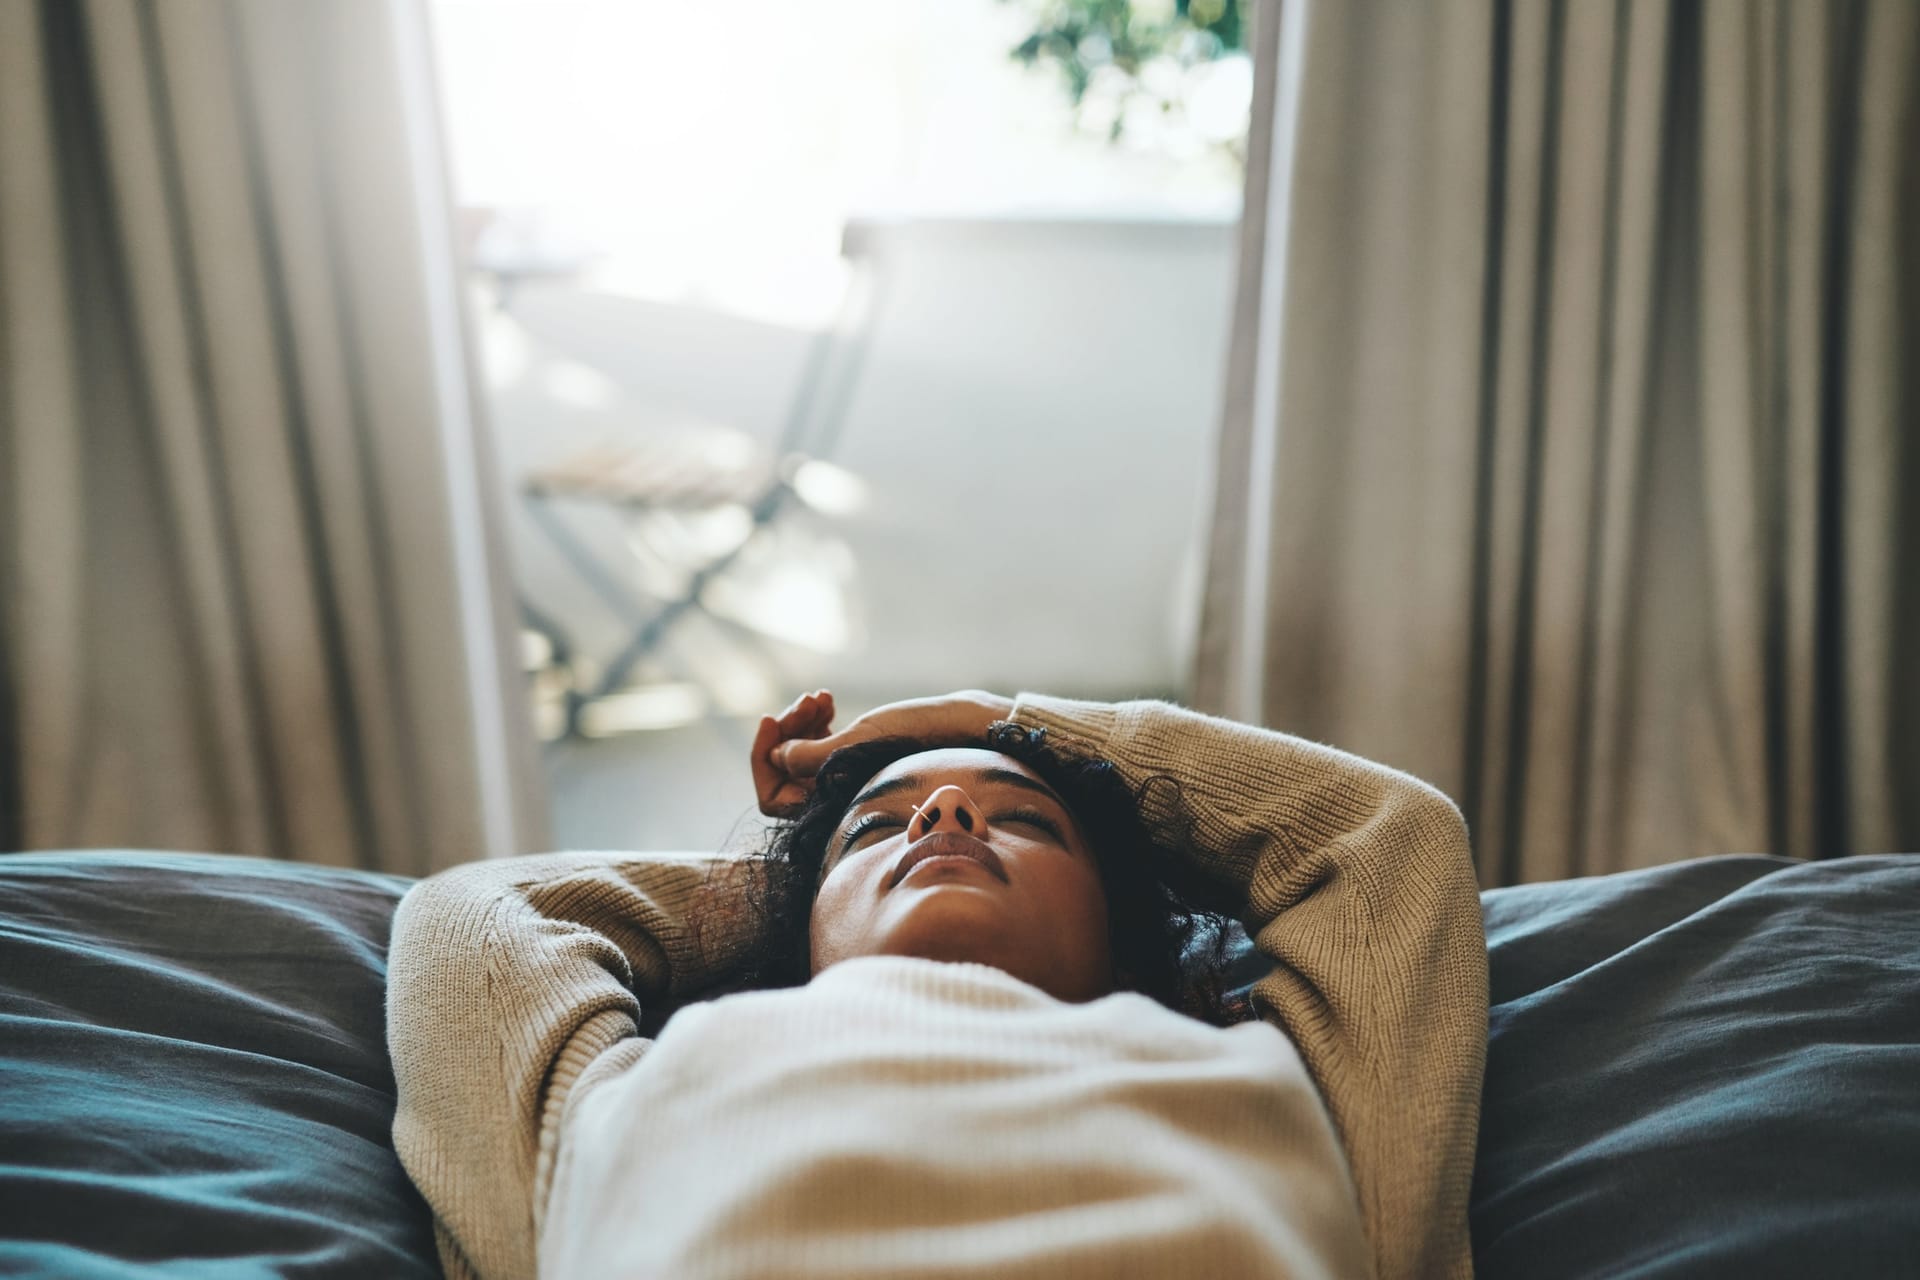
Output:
[2, 848, 1916, 1277]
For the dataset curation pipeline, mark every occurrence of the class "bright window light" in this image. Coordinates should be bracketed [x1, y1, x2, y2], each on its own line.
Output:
[429, 0, 1244, 329]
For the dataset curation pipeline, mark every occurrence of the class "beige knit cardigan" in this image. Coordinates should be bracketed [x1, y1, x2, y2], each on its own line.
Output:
[386, 694, 1487, 1280]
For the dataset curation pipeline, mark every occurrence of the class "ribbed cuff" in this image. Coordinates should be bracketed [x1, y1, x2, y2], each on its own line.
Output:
[1008, 692, 1125, 757]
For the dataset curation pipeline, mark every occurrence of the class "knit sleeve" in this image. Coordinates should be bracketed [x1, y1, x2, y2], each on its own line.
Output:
[385, 851, 750, 1280]
[1007, 694, 1487, 1280]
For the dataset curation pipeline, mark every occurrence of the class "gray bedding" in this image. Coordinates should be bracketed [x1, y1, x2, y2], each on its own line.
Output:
[1, 849, 1916, 1277]
[0, 851, 435, 1278]
[1469, 854, 1920, 1276]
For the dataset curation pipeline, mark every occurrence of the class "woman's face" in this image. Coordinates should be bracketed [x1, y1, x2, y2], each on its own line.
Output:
[808, 748, 1114, 1003]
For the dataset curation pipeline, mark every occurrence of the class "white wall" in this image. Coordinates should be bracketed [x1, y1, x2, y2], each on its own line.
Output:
[484, 214, 1240, 711]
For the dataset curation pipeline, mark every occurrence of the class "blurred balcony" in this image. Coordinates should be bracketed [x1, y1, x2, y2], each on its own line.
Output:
[477, 209, 1239, 847]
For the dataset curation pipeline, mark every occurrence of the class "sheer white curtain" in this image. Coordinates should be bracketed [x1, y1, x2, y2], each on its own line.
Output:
[0, 0, 544, 872]
[1195, 0, 1919, 884]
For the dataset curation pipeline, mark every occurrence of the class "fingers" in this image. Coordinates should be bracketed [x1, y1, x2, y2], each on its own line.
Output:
[810, 690, 836, 734]
[773, 689, 833, 738]
[753, 689, 838, 817]
[775, 733, 836, 780]
[750, 714, 784, 808]
[752, 712, 782, 758]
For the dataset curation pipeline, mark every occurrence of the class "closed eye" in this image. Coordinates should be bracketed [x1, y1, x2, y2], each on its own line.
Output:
[997, 807, 1067, 843]
[820, 814, 900, 885]
[837, 812, 903, 854]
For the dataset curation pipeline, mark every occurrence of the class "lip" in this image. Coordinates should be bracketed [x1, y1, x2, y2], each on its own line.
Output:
[888, 833, 1008, 888]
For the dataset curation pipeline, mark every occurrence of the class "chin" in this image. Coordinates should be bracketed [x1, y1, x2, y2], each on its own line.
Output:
[876, 904, 1082, 994]
[878, 910, 1019, 970]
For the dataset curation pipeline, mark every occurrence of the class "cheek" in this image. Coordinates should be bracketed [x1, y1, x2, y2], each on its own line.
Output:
[1025, 854, 1114, 998]
[807, 856, 874, 972]
[1032, 854, 1110, 940]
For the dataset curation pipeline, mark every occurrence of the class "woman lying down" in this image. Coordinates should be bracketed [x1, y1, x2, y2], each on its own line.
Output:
[387, 691, 1487, 1280]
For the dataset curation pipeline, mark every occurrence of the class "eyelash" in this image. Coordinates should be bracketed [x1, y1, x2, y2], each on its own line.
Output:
[839, 812, 901, 849]
[1000, 807, 1067, 842]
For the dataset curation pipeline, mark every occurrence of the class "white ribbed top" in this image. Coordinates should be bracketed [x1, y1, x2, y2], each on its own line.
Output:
[541, 955, 1371, 1280]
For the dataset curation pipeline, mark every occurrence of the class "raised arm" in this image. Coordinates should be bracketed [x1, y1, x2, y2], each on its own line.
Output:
[385, 850, 743, 1280]
[1006, 693, 1486, 1280]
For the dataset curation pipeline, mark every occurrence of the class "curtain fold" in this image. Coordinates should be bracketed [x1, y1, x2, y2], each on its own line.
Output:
[0, 0, 545, 872]
[1196, 0, 1918, 883]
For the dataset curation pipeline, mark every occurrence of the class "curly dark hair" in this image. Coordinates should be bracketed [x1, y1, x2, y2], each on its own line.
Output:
[709, 722, 1253, 1026]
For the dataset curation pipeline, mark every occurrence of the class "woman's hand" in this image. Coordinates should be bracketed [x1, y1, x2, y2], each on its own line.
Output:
[751, 689, 837, 817]
[751, 689, 1015, 817]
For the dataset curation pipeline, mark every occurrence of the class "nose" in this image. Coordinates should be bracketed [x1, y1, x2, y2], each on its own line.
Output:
[910, 784, 988, 841]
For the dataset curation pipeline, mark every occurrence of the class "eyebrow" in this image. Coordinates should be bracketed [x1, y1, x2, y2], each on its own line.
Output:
[845, 767, 1067, 814]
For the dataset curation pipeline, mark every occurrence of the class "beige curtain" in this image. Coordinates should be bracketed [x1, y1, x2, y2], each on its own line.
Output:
[0, 0, 545, 872]
[1196, 0, 1919, 884]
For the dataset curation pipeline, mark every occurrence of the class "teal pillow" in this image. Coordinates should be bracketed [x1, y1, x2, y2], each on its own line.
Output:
[0, 851, 438, 1278]
[1471, 854, 1920, 1277]
[1214, 854, 1920, 1277]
